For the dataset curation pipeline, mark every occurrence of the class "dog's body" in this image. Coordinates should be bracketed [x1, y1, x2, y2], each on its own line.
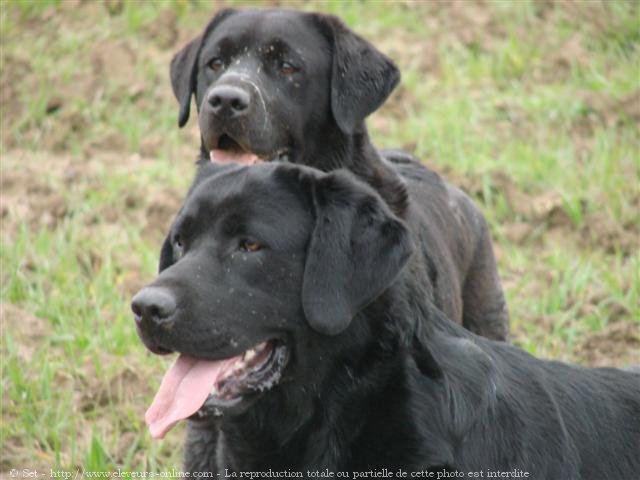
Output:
[169, 8, 509, 341]
[133, 163, 640, 477]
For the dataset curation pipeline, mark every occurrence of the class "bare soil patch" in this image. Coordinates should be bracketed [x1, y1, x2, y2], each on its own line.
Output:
[2, 150, 183, 241]
[1, 303, 48, 362]
[575, 320, 640, 368]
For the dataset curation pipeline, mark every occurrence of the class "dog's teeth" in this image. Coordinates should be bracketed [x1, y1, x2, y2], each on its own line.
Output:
[244, 348, 257, 361]
[232, 360, 246, 373]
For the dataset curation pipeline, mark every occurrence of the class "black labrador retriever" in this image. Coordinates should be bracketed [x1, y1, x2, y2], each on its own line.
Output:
[132, 162, 640, 476]
[169, 8, 509, 341]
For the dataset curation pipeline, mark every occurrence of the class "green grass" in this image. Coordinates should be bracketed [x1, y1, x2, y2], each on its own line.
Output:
[1, 0, 639, 471]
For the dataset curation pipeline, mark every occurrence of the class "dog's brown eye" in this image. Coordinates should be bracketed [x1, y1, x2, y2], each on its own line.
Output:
[209, 57, 224, 71]
[174, 235, 184, 257]
[279, 61, 295, 76]
[239, 239, 262, 252]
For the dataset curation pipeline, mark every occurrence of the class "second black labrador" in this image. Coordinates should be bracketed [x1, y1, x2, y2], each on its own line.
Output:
[169, 8, 509, 341]
[132, 162, 640, 476]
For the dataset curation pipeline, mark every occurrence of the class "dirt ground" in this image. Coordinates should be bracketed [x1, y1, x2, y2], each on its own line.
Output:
[2, 1, 638, 370]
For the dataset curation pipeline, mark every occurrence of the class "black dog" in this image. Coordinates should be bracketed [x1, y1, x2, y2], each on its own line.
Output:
[169, 8, 509, 341]
[133, 163, 640, 476]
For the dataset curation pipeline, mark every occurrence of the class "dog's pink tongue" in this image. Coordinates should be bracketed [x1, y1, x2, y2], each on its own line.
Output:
[145, 353, 240, 439]
[210, 149, 261, 165]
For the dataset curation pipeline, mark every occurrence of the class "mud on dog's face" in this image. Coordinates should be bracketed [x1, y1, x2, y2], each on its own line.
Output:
[131, 163, 412, 438]
[170, 9, 399, 167]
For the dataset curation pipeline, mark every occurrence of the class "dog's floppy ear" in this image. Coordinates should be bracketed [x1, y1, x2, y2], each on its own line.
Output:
[170, 34, 202, 128]
[302, 171, 413, 335]
[170, 8, 237, 127]
[312, 14, 400, 134]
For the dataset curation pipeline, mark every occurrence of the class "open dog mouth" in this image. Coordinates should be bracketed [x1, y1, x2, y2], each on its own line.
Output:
[210, 133, 291, 165]
[145, 339, 287, 439]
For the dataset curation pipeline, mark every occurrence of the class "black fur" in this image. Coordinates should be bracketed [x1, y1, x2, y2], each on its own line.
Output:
[169, 8, 509, 341]
[134, 163, 640, 477]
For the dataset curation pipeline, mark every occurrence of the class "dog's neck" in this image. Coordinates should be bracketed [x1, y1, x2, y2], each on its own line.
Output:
[198, 122, 409, 216]
[307, 123, 410, 216]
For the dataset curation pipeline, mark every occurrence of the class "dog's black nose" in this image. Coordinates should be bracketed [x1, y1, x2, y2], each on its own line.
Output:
[131, 287, 177, 326]
[207, 85, 250, 118]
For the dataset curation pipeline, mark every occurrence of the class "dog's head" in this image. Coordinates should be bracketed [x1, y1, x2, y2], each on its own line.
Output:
[132, 163, 413, 438]
[170, 9, 399, 168]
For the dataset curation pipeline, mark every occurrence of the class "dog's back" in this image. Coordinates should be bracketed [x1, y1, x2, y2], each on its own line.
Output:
[533, 358, 640, 478]
[429, 324, 640, 479]
[383, 149, 509, 340]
